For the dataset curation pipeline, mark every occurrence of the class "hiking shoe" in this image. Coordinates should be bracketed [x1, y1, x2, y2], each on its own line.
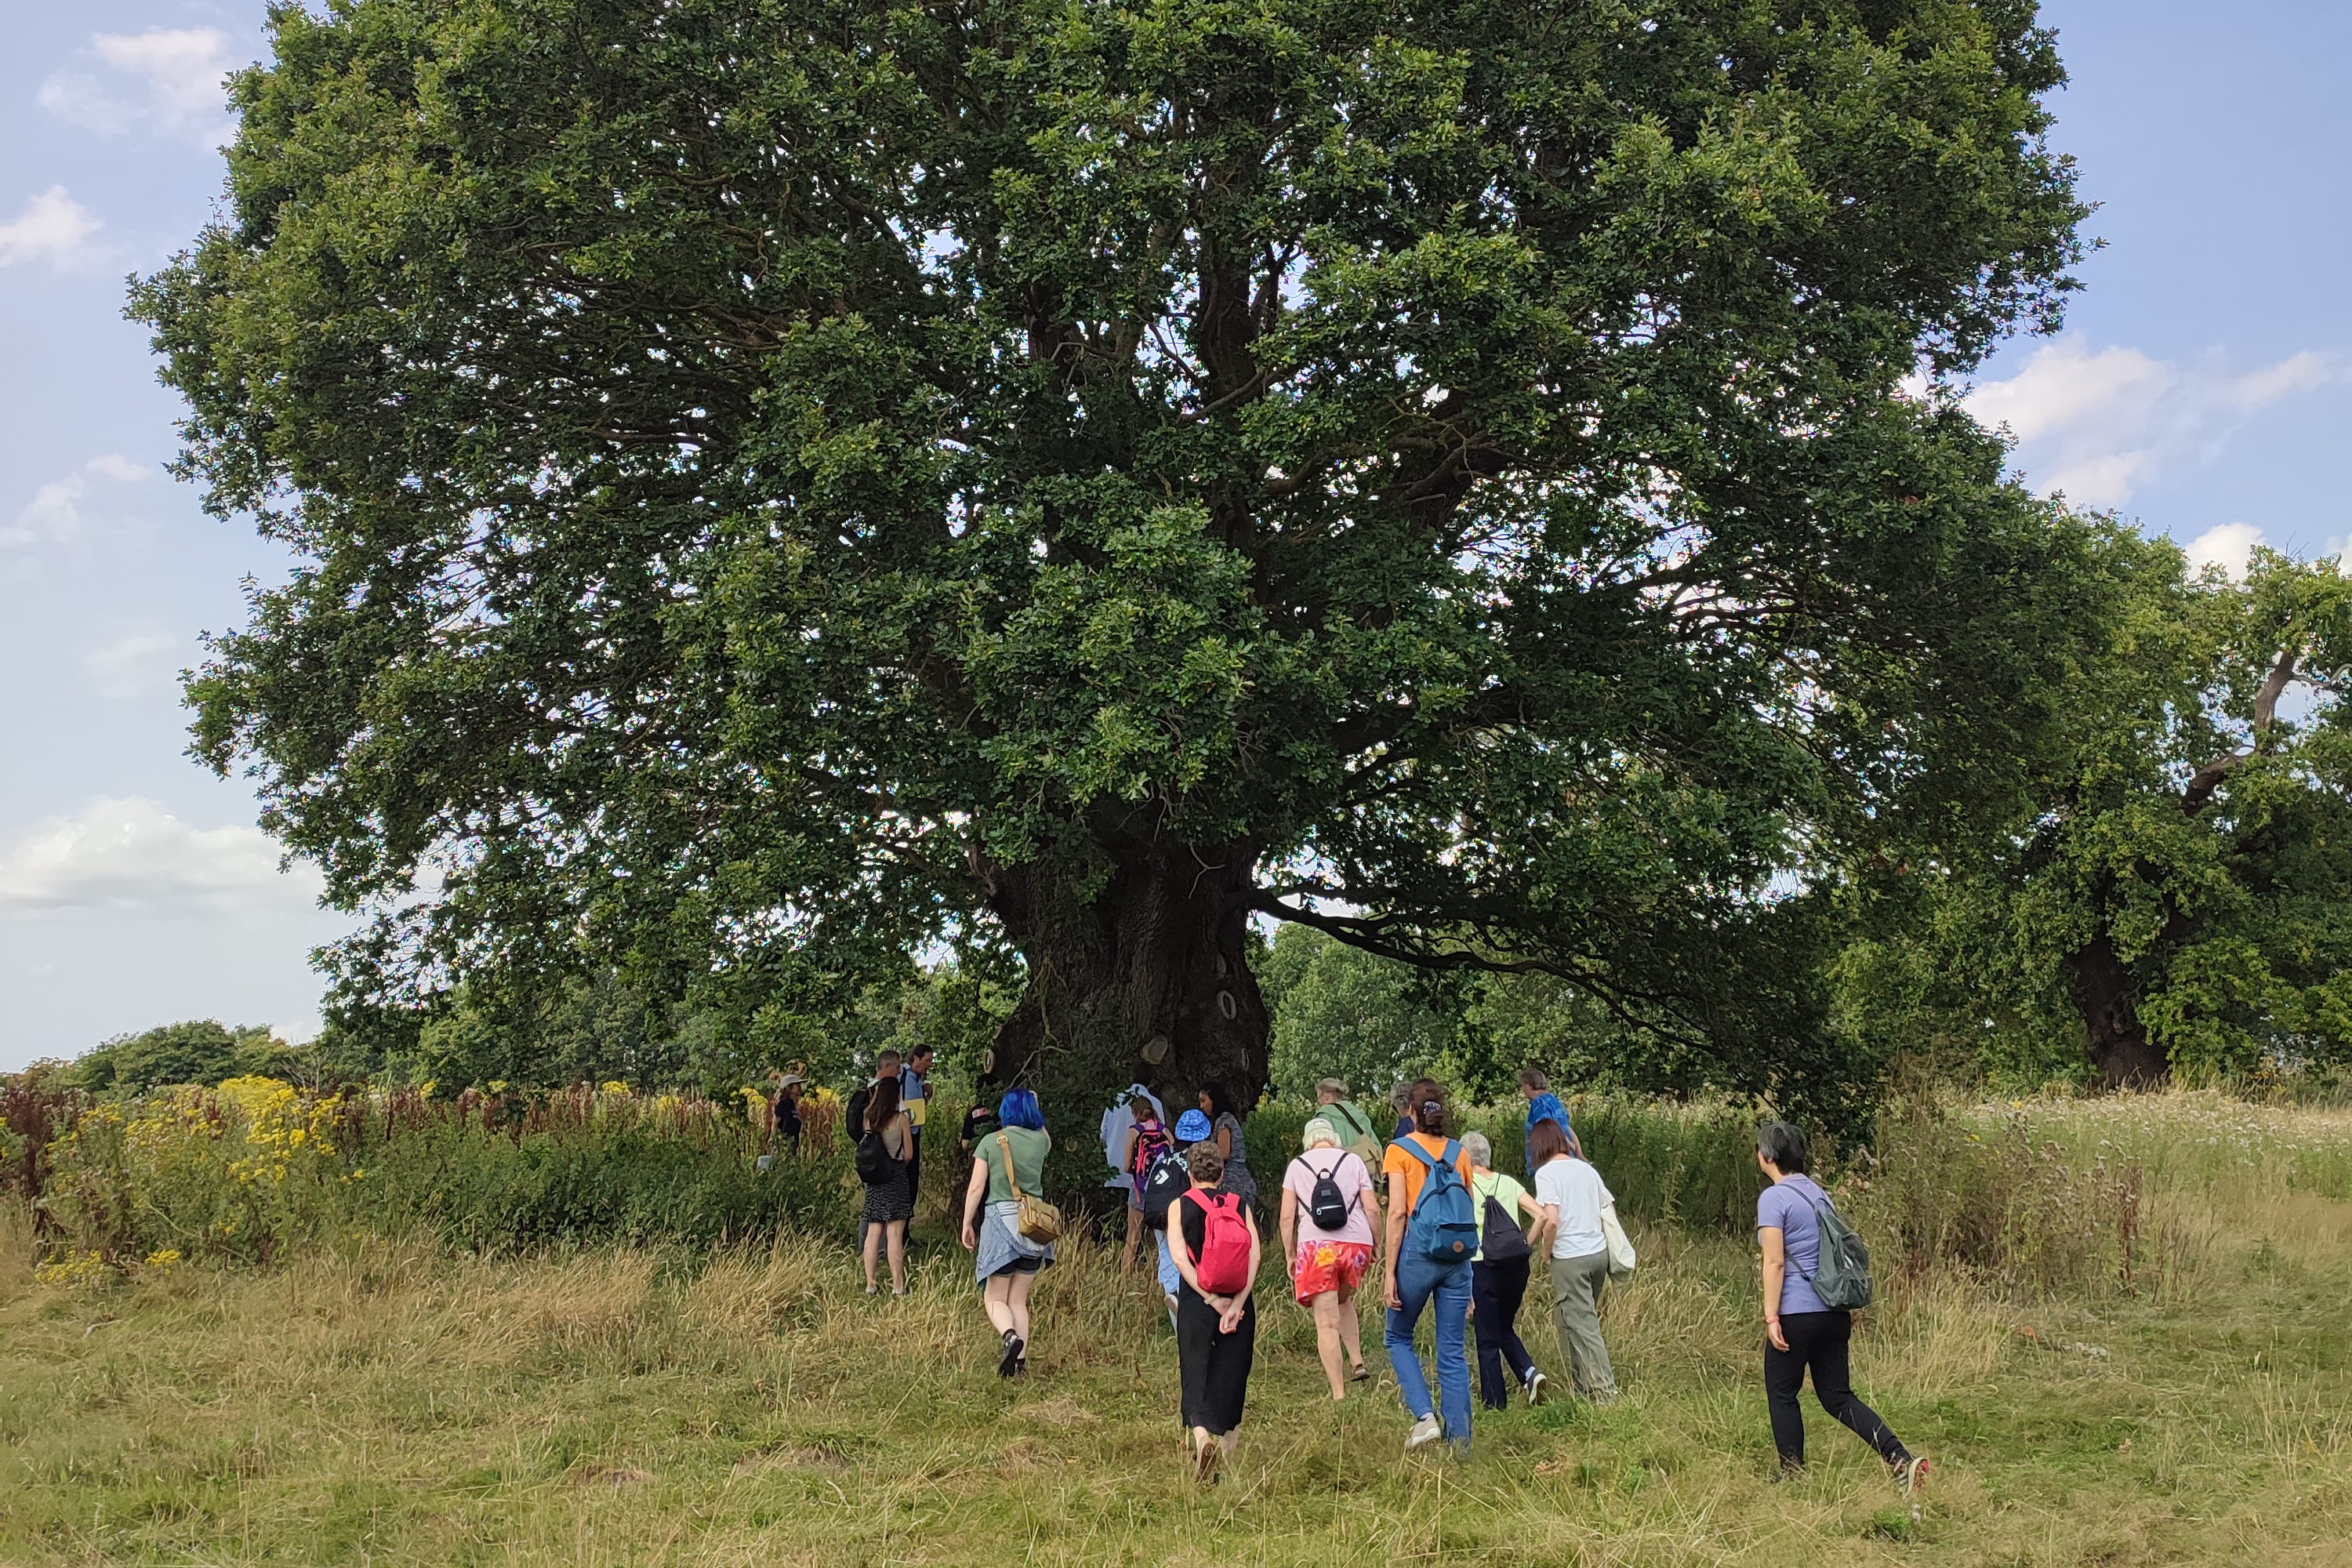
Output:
[998, 1332, 1025, 1378]
[1525, 1370, 1550, 1407]
[1896, 1456, 1930, 1497]
[1404, 1415, 1445, 1453]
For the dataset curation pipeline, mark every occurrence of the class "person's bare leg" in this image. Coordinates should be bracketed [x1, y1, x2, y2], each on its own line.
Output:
[1312, 1291, 1347, 1399]
[862, 1219, 882, 1290]
[1336, 1283, 1367, 1373]
[983, 1273, 1016, 1335]
[886, 1221, 908, 1292]
[1122, 1207, 1143, 1272]
[1008, 1269, 1037, 1345]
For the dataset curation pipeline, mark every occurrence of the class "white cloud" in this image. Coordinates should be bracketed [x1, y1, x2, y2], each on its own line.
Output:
[38, 27, 237, 143]
[0, 187, 104, 270]
[274, 1014, 324, 1046]
[85, 631, 183, 699]
[1965, 337, 2341, 509]
[2184, 522, 2263, 583]
[0, 797, 324, 914]
[2, 454, 150, 547]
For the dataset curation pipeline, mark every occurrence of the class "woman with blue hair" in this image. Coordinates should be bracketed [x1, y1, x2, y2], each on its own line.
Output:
[960, 1088, 1055, 1377]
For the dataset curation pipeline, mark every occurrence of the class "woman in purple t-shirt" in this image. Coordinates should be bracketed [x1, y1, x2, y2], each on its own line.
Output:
[1755, 1121, 1927, 1495]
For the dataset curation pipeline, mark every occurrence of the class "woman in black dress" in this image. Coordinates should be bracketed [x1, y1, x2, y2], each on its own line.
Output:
[859, 1075, 915, 1295]
[1169, 1141, 1261, 1483]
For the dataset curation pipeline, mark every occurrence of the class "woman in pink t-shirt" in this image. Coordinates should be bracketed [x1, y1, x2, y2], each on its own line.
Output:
[1279, 1117, 1384, 1399]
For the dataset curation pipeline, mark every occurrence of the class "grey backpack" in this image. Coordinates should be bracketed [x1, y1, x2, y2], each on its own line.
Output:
[1797, 1188, 1875, 1309]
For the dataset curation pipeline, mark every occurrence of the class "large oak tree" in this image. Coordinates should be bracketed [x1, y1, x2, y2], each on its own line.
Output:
[143, 0, 2101, 1152]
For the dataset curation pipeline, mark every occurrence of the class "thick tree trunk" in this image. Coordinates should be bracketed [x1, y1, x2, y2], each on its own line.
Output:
[976, 837, 1269, 1190]
[2068, 930, 2168, 1089]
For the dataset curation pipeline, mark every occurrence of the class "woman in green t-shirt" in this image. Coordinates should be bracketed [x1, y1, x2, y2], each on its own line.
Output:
[960, 1089, 1055, 1377]
[1462, 1131, 1556, 1410]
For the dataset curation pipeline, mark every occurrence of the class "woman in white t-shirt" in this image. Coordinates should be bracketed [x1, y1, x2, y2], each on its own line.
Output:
[1278, 1117, 1383, 1399]
[1530, 1119, 1620, 1402]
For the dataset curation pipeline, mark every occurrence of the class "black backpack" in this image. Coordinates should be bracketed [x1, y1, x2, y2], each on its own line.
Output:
[1300, 1152, 1354, 1232]
[1138, 1149, 1191, 1231]
[855, 1127, 893, 1185]
[1475, 1174, 1531, 1263]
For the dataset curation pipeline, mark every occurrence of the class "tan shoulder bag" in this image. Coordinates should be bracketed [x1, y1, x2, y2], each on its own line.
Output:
[996, 1131, 1065, 1243]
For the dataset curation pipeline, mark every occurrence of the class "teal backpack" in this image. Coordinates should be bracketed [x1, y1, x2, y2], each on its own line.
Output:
[1400, 1139, 1478, 1266]
[1796, 1187, 1875, 1309]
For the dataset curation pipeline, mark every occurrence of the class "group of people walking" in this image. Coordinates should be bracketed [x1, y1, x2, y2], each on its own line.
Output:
[844, 1057, 1926, 1494]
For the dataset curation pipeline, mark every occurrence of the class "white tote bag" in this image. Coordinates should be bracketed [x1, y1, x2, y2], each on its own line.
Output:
[1599, 1203, 1636, 1280]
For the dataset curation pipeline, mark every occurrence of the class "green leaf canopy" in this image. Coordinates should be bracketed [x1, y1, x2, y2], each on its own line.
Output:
[143, 0, 2100, 1127]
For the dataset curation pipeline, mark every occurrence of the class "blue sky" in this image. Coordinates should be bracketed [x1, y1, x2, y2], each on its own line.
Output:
[2, 1, 2347, 1069]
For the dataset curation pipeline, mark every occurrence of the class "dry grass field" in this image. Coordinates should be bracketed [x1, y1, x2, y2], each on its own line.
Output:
[5, 1092, 2352, 1566]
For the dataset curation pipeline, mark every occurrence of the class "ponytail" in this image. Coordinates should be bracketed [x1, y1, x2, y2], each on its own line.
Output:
[1407, 1077, 1447, 1136]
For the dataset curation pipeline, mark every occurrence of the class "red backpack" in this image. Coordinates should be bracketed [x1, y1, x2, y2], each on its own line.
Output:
[1184, 1189, 1254, 1294]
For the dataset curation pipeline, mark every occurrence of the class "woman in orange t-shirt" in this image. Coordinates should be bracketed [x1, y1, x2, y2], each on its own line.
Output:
[1380, 1080, 1477, 1455]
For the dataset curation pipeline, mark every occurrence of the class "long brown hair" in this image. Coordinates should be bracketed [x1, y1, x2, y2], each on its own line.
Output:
[865, 1075, 903, 1132]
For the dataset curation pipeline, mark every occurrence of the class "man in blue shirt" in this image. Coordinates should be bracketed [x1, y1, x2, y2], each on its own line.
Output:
[1518, 1067, 1575, 1175]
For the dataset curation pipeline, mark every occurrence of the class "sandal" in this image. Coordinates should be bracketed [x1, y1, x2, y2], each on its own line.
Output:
[1193, 1438, 1222, 1484]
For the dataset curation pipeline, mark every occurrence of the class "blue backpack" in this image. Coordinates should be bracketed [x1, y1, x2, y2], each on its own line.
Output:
[1399, 1138, 1478, 1265]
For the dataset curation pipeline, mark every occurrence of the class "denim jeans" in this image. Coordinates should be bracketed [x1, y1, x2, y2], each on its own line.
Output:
[1386, 1248, 1474, 1450]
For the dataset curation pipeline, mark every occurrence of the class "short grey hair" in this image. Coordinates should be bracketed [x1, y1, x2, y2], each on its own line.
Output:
[1460, 1131, 1493, 1169]
[1316, 1077, 1348, 1102]
[1302, 1118, 1340, 1150]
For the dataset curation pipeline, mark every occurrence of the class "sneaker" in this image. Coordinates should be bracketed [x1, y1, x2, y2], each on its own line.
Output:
[1525, 1371, 1550, 1407]
[998, 1332, 1025, 1379]
[1896, 1455, 1930, 1497]
[1404, 1414, 1445, 1453]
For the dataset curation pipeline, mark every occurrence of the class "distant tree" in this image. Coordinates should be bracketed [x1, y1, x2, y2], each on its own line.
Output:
[143, 0, 2099, 1153]
[66, 1021, 283, 1094]
[1837, 543, 2352, 1087]
[1260, 924, 1462, 1104]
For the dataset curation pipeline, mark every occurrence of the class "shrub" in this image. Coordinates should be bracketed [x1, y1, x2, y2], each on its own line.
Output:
[35, 1079, 847, 1269]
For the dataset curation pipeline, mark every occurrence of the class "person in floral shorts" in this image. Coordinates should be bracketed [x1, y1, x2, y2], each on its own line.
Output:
[1278, 1117, 1385, 1399]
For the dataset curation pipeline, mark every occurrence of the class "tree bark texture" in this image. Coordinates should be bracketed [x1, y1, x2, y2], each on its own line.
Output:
[978, 838, 1269, 1190]
[2068, 929, 2168, 1089]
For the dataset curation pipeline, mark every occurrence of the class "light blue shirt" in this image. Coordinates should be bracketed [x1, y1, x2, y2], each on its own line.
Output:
[1759, 1175, 1832, 1316]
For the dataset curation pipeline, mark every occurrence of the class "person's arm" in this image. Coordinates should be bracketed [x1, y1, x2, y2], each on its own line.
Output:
[1222, 1210, 1262, 1334]
[1516, 1186, 1555, 1250]
[1760, 1225, 1789, 1350]
[1215, 1121, 1233, 1160]
[960, 1154, 989, 1250]
[1383, 1169, 1408, 1308]
[1357, 1159, 1385, 1260]
[1278, 1179, 1300, 1268]
[1120, 1126, 1138, 1181]
[895, 1111, 913, 1161]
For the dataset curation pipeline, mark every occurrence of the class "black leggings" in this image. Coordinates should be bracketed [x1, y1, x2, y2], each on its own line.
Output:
[1471, 1257, 1538, 1409]
[1765, 1310, 1911, 1468]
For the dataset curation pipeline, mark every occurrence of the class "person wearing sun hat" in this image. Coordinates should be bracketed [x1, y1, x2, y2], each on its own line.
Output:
[1152, 1108, 1219, 1323]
